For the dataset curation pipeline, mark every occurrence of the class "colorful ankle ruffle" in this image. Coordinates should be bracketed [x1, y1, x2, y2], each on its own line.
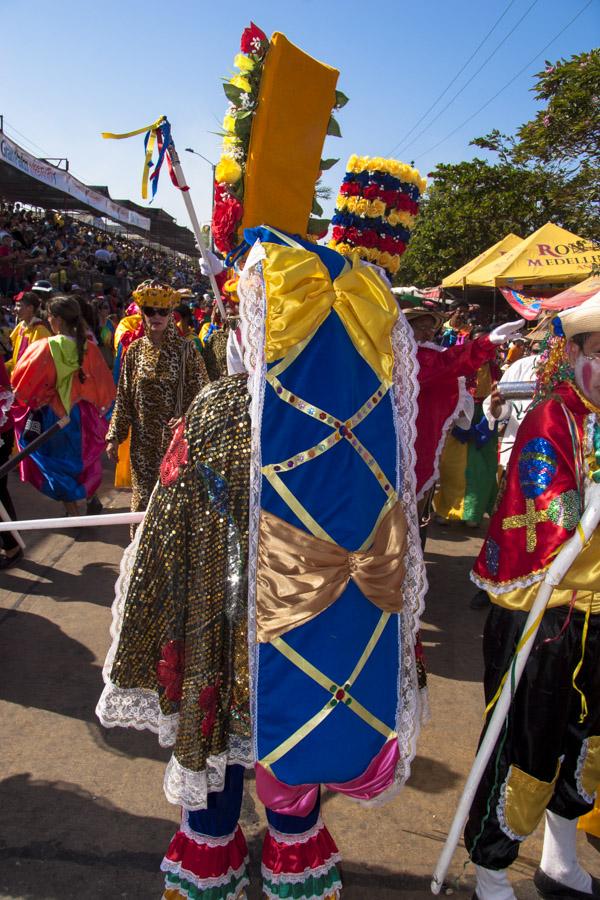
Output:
[261, 818, 342, 900]
[161, 824, 249, 899]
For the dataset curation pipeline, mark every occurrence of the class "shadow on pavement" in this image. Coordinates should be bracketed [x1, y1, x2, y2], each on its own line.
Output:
[0, 773, 172, 899]
[0, 610, 172, 764]
[0, 559, 119, 608]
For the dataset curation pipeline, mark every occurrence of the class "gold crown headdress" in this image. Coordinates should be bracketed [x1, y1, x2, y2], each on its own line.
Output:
[132, 279, 179, 309]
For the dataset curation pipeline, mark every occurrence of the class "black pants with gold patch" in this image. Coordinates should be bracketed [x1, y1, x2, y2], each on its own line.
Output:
[465, 603, 600, 870]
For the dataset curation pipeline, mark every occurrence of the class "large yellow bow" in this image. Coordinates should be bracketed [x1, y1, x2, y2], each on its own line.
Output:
[261, 243, 398, 383]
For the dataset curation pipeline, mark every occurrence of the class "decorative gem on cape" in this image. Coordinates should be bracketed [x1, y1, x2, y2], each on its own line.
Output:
[157, 640, 185, 702]
[518, 438, 557, 499]
[485, 538, 500, 576]
[159, 419, 189, 486]
[547, 489, 581, 531]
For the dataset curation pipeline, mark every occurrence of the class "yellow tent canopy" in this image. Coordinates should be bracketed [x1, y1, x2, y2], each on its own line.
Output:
[465, 222, 599, 287]
[441, 233, 522, 288]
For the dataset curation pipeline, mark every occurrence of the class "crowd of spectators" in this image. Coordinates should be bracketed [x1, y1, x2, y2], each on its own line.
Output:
[0, 201, 209, 311]
[0, 201, 212, 359]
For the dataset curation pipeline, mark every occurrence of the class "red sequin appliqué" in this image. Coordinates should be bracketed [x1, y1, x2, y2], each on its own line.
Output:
[159, 419, 189, 486]
[199, 679, 221, 737]
[156, 640, 185, 702]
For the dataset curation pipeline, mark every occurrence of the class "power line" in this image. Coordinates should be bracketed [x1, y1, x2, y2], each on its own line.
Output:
[2, 118, 51, 157]
[387, 0, 520, 156]
[416, 0, 593, 160]
[393, 0, 540, 156]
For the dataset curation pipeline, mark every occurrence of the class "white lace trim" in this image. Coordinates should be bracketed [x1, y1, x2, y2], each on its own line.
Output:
[575, 738, 595, 806]
[96, 522, 181, 747]
[163, 739, 254, 811]
[238, 251, 267, 763]
[96, 682, 180, 747]
[267, 816, 325, 846]
[470, 568, 547, 595]
[261, 853, 342, 884]
[386, 309, 428, 800]
[417, 375, 469, 501]
[497, 766, 528, 842]
[161, 857, 250, 891]
[179, 815, 238, 847]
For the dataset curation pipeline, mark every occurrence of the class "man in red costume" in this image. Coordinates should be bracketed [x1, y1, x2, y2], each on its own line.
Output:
[405, 308, 523, 505]
[465, 295, 600, 900]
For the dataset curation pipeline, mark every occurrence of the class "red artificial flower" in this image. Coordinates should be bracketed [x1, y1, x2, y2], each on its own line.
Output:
[331, 226, 345, 242]
[157, 640, 185, 702]
[199, 678, 221, 737]
[363, 184, 379, 200]
[346, 226, 362, 245]
[240, 21, 268, 55]
[382, 189, 399, 207]
[212, 186, 244, 254]
[159, 418, 189, 486]
[359, 229, 378, 249]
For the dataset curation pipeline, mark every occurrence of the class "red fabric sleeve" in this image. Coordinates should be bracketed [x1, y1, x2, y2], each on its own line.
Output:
[418, 336, 496, 389]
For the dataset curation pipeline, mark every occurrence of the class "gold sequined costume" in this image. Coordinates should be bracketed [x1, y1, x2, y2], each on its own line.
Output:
[100, 375, 251, 789]
[106, 321, 208, 515]
[203, 329, 229, 381]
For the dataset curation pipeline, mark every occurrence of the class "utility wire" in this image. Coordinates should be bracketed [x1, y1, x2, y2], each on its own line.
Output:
[393, 0, 540, 156]
[387, 0, 519, 155]
[2, 119, 51, 157]
[416, 0, 593, 160]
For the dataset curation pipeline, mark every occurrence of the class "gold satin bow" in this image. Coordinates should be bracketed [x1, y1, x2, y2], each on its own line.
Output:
[256, 502, 407, 642]
[261, 243, 398, 383]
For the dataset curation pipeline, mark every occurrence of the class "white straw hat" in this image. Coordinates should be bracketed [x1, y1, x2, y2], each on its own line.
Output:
[559, 290, 600, 339]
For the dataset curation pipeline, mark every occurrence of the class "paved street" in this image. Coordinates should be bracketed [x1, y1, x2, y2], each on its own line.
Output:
[1, 467, 597, 899]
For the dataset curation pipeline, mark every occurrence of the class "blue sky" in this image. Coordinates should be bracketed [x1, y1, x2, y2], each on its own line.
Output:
[2, 0, 598, 229]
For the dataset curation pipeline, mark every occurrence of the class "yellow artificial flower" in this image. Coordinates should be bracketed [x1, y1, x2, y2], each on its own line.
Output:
[215, 155, 242, 185]
[230, 74, 251, 93]
[336, 193, 348, 210]
[387, 209, 416, 230]
[222, 114, 236, 133]
[222, 135, 240, 149]
[234, 53, 255, 73]
[369, 199, 386, 218]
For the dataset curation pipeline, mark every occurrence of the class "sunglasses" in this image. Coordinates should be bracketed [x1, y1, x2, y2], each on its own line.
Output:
[142, 306, 170, 317]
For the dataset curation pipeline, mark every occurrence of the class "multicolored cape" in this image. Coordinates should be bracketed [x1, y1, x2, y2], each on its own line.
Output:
[472, 381, 599, 606]
[11, 336, 115, 501]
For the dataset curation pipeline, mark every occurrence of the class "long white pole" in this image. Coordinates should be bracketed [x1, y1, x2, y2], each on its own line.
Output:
[0, 511, 145, 532]
[0, 498, 25, 549]
[167, 141, 229, 323]
[431, 482, 600, 895]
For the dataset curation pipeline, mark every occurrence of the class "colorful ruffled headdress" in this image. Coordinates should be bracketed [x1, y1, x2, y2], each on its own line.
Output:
[132, 279, 180, 309]
[328, 155, 426, 277]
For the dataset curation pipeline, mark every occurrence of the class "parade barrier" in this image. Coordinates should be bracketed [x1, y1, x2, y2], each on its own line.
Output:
[0, 511, 144, 532]
[431, 480, 600, 895]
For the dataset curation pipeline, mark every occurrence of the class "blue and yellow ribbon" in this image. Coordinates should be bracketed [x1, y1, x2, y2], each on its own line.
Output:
[102, 115, 178, 200]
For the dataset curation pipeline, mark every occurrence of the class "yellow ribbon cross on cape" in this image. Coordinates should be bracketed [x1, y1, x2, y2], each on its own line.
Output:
[261, 243, 398, 384]
[101, 115, 166, 200]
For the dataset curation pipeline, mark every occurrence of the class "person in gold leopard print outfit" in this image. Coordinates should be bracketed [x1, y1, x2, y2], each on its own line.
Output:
[106, 281, 208, 523]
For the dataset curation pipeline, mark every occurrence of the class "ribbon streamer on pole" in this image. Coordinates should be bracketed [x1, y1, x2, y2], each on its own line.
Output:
[101, 116, 228, 322]
[430, 481, 600, 895]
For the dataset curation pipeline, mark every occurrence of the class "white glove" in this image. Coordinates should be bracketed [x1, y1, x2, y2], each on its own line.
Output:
[489, 319, 525, 346]
[199, 249, 225, 276]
